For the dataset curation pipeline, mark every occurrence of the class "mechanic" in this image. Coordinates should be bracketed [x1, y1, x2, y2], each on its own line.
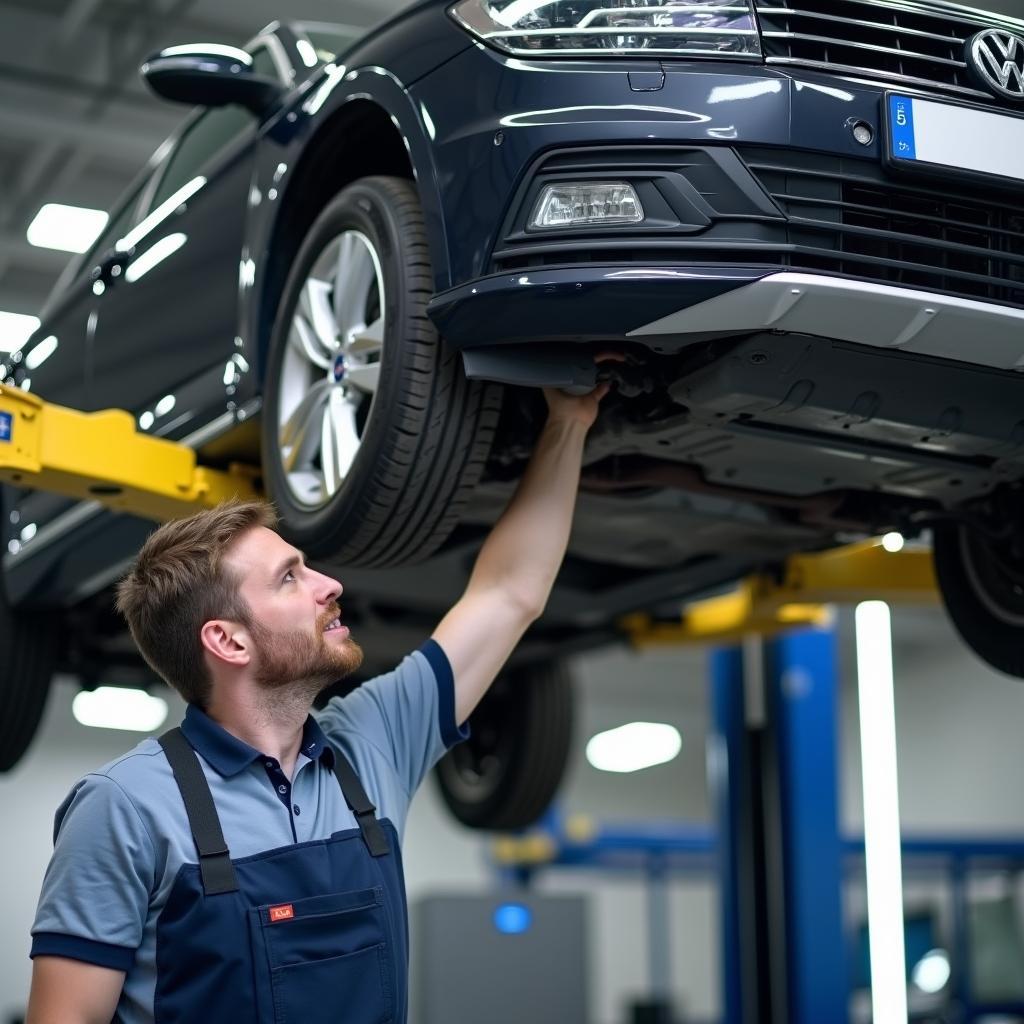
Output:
[24, 384, 606, 1024]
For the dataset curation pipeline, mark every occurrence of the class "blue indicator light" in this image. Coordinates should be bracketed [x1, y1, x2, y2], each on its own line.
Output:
[0, 412, 11, 442]
[493, 902, 532, 935]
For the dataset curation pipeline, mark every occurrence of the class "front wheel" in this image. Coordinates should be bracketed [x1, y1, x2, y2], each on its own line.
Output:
[933, 523, 1024, 678]
[261, 176, 501, 566]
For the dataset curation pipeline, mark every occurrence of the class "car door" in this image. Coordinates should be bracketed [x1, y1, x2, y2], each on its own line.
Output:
[86, 43, 287, 431]
[18, 180, 147, 411]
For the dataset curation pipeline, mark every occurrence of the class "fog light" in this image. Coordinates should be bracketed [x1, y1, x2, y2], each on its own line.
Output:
[530, 182, 643, 230]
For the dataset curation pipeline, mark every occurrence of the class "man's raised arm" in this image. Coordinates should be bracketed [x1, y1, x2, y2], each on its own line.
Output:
[432, 385, 606, 725]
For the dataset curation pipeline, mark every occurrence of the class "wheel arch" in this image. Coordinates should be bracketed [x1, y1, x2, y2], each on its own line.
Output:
[248, 87, 449, 386]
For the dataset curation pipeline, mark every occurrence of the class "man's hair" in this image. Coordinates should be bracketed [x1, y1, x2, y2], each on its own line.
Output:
[115, 500, 278, 707]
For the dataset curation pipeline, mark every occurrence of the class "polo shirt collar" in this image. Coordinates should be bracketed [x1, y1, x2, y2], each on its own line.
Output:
[180, 704, 331, 777]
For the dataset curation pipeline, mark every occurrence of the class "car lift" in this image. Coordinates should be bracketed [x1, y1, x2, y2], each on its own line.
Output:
[0, 383, 260, 519]
[3, 381, 941, 1024]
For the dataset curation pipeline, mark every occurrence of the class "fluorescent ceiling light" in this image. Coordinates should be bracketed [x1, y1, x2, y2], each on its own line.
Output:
[124, 233, 187, 283]
[296, 38, 319, 67]
[117, 177, 205, 251]
[0, 311, 40, 353]
[586, 721, 681, 773]
[855, 600, 907, 1024]
[24, 334, 58, 370]
[159, 43, 251, 63]
[27, 203, 108, 253]
[72, 686, 168, 733]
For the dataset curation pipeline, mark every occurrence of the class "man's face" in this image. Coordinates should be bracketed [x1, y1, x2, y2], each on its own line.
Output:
[224, 526, 363, 693]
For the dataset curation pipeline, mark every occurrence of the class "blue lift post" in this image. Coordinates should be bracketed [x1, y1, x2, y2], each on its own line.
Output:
[711, 627, 847, 1024]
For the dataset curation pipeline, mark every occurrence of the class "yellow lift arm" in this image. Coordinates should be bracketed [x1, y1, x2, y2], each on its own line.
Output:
[622, 540, 939, 648]
[0, 383, 261, 521]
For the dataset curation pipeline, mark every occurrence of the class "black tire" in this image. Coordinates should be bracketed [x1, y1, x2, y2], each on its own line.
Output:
[0, 576, 56, 772]
[433, 661, 575, 831]
[261, 176, 501, 566]
[933, 523, 1024, 677]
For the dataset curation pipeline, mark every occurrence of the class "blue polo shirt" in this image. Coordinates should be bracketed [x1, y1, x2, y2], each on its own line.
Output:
[30, 640, 465, 1024]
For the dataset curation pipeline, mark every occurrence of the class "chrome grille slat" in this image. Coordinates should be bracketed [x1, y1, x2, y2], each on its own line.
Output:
[761, 31, 968, 68]
[754, 0, 1024, 106]
[763, 57, 994, 101]
[756, 8, 967, 45]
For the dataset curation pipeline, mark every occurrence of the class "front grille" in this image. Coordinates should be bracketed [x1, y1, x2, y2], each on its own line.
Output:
[754, 0, 1024, 107]
[740, 148, 1024, 307]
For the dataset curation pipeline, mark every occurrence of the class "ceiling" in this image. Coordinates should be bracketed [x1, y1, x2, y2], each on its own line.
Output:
[0, 0, 1022, 326]
[0, 0, 408, 322]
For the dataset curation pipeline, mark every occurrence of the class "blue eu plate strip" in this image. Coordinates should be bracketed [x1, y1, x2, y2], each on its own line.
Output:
[0, 412, 11, 442]
[889, 94, 917, 161]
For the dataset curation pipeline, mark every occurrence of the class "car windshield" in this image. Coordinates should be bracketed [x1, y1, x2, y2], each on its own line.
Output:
[296, 22, 363, 62]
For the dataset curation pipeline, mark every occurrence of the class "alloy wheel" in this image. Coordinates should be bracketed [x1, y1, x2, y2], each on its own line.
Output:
[276, 230, 385, 508]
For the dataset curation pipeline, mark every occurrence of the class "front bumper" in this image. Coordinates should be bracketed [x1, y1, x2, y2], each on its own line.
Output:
[414, 47, 1024, 374]
[429, 266, 1024, 390]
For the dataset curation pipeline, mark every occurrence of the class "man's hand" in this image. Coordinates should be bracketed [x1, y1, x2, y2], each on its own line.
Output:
[433, 380, 608, 724]
[543, 382, 610, 432]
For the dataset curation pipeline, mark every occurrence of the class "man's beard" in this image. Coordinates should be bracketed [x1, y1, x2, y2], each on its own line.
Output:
[247, 611, 363, 700]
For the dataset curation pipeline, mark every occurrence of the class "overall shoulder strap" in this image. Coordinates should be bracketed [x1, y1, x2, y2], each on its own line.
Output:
[158, 728, 239, 895]
[329, 745, 390, 858]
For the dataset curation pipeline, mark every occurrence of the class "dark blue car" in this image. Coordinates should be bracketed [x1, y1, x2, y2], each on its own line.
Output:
[4, 0, 1024, 825]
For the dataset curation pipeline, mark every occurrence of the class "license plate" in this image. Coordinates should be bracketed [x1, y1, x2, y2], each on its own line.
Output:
[886, 93, 1024, 185]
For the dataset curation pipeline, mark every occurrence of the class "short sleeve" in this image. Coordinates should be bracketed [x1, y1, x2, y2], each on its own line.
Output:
[317, 640, 468, 798]
[31, 774, 155, 971]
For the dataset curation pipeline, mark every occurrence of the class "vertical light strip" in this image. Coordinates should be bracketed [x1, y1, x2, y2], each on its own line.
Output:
[855, 600, 907, 1023]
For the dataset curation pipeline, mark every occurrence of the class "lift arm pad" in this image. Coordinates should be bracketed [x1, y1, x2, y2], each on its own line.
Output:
[0, 384, 261, 521]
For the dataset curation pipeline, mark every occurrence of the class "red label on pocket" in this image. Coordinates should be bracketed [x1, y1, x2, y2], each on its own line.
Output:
[269, 904, 294, 922]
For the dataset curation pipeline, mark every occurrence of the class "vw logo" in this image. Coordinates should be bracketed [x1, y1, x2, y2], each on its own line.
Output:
[969, 29, 1024, 100]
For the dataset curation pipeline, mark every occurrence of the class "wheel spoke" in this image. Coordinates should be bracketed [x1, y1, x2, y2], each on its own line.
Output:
[333, 236, 374, 331]
[321, 391, 361, 495]
[344, 362, 380, 395]
[289, 313, 332, 370]
[347, 315, 384, 356]
[281, 380, 331, 472]
[299, 277, 339, 356]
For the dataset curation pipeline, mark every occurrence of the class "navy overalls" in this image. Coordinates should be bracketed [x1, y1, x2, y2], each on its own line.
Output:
[153, 726, 409, 1023]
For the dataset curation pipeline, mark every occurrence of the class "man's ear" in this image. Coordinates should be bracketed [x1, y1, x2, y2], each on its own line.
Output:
[200, 620, 252, 668]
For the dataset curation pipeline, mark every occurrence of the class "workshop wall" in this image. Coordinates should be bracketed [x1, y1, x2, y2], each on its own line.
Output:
[3, 609, 1024, 1024]
[837, 605, 1024, 835]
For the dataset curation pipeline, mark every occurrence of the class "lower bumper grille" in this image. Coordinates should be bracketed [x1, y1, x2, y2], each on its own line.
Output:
[739, 148, 1024, 308]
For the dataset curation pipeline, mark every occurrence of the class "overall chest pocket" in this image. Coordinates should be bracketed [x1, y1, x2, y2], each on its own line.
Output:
[254, 887, 394, 1024]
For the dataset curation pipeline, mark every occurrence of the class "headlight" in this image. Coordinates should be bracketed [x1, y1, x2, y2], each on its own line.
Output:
[449, 0, 762, 58]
